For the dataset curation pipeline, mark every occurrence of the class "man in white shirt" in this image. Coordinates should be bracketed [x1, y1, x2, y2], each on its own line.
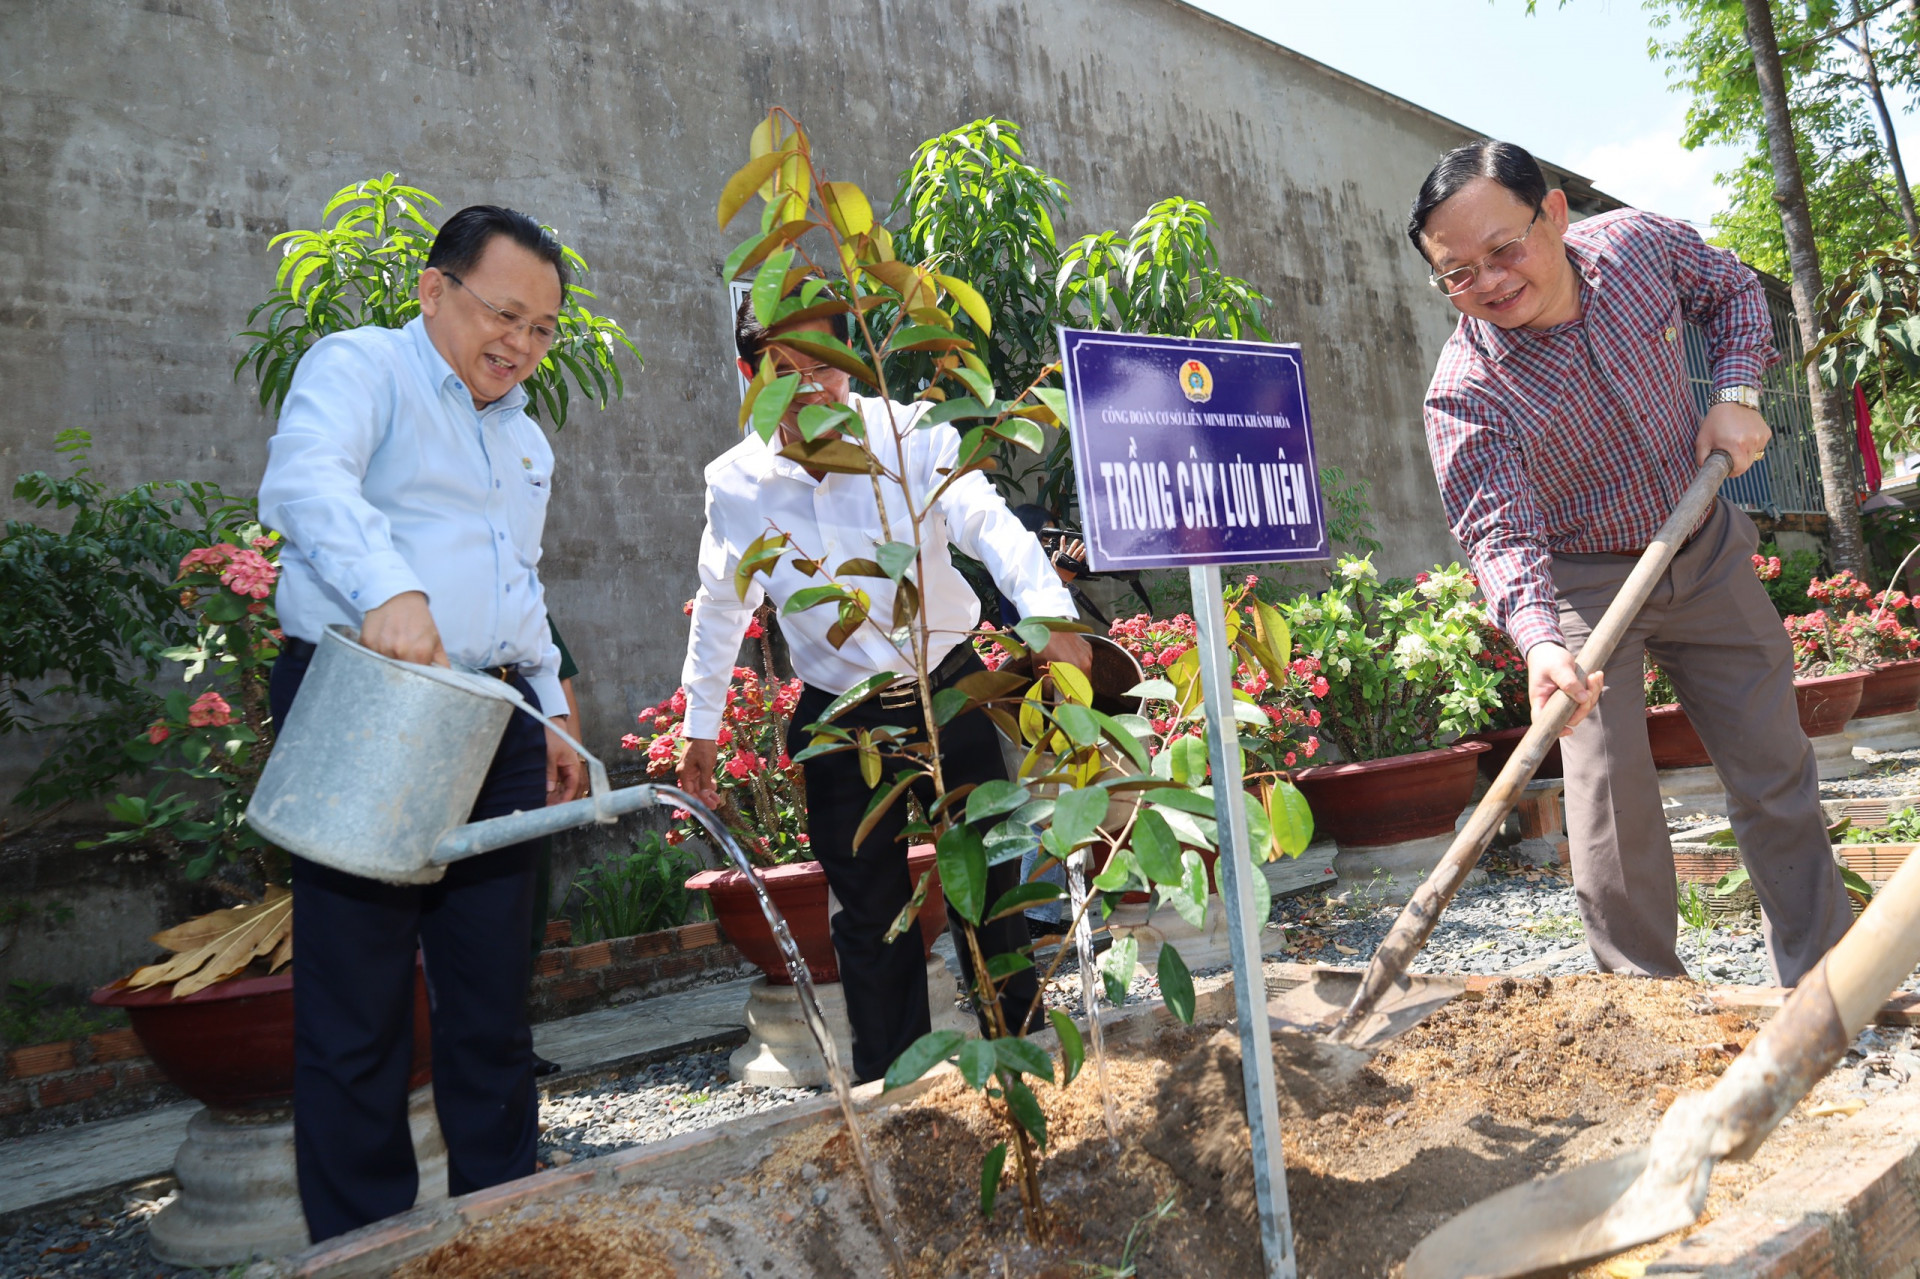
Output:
[257, 205, 580, 1241]
[678, 297, 1090, 1082]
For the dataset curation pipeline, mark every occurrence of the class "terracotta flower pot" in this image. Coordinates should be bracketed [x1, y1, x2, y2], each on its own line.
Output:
[1462, 724, 1562, 781]
[686, 846, 946, 985]
[1855, 658, 1920, 720]
[1291, 740, 1489, 848]
[1645, 703, 1713, 770]
[1795, 670, 1869, 738]
[1837, 841, 1916, 886]
[91, 959, 431, 1111]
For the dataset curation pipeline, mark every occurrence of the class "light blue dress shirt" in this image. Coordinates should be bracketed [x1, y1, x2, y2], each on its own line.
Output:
[257, 318, 565, 714]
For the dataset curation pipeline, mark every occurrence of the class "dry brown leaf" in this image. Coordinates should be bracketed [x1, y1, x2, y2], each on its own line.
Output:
[267, 929, 293, 973]
[149, 884, 289, 950]
[130, 891, 293, 997]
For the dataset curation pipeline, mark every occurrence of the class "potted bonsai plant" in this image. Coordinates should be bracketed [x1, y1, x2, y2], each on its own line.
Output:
[1282, 559, 1503, 846]
[1802, 569, 1920, 720]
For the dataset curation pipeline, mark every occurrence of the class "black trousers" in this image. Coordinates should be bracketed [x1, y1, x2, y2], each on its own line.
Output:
[789, 650, 1040, 1084]
[271, 640, 545, 1244]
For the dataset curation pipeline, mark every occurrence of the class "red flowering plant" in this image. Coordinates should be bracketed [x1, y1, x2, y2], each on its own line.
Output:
[1474, 620, 1533, 730]
[87, 531, 287, 890]
[1782, 571, 1918, 675]
[626, 609, 808, 868]
[1102, 574, 1326, 775]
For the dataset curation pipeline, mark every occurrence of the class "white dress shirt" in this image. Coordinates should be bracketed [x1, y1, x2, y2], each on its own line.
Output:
[258, 318, 565, 714]
[682, 394, 1076, 740]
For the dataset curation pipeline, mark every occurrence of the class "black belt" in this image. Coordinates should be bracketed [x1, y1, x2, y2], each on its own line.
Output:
[875, 644, 976, 710]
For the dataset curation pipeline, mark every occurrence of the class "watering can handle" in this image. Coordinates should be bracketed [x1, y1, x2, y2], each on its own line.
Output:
[451, 665, 618, 825]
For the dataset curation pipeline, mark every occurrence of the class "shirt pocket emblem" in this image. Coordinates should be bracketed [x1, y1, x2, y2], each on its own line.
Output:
[1663, 325, 1677, 343]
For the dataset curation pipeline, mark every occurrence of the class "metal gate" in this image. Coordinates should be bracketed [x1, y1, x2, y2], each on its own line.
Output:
[1682, 286, 1830, 517]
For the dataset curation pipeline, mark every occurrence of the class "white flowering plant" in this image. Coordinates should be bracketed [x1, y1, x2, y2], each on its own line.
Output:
[1278, 557, 1503, 762]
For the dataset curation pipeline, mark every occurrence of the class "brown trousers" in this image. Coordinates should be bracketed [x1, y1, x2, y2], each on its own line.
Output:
[1552, 501, 1851, 985]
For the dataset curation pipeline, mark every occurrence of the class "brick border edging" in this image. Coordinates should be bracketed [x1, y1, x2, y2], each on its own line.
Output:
[527, 919, 754, 1022]
[1, 1028, 179, 1141]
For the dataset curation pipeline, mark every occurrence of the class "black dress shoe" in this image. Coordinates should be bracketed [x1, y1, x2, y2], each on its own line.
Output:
[532, 1052, 562, 1078]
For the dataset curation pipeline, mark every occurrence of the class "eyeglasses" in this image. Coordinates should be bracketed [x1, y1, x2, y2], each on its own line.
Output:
[1429, 209, 1541, 297]
[773, 358, 839, 395]
[443, 272, 559, 348]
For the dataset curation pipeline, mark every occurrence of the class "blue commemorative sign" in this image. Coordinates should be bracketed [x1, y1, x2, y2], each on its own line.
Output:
[1057, 328, 1326, 572]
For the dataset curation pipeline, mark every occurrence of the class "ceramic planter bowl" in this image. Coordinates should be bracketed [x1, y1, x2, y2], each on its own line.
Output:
[92, 960, 431, 1111]
[1462, 724, 1562, 781]
[1794, 670, 1868, 738]
[1646, 704, 1713, 770]
[1291, 740, 1489, 848]
[1855, 659, 1920, 720]
[687, 846, 945, 985]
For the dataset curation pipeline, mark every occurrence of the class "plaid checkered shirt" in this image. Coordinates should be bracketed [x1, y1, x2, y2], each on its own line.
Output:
[1423, 208, 1776, 656]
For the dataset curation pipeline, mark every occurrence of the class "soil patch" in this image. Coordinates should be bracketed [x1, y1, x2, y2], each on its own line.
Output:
[398, 974, 1871, 1278]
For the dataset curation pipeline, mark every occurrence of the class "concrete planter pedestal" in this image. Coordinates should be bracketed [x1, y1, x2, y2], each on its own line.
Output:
[1851, 708, 1920, 754]
[1331, 833, 1488, 901]
[1813, 727, 1866, 780]
[1660, 764, 1729, 818]
[728, 957, 968, 1088]
[149, 1086, 444, 1267]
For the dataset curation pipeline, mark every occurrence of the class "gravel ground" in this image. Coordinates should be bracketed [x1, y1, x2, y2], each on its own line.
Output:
[0, 1186, 201, 1279]
[1817, 746, 1920, 798]
[536, 1047, 818, 1165]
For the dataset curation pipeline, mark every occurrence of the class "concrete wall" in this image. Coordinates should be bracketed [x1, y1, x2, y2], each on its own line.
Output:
[1, 0, 1512, 778]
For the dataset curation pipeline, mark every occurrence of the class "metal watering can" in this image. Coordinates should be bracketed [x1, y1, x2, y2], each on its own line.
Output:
[247, 626, 666, 884]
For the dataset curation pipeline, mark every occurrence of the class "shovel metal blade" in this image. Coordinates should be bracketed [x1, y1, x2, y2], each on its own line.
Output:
[1268, 968, 1466, 1049]
[1404, 1147, 1702, 1279]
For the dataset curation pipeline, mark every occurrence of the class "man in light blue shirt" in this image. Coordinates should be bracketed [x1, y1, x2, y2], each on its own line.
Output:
[257, 205, 580, 1242]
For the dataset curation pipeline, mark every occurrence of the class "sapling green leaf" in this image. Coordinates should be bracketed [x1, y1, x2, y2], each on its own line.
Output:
[1003, 1076, 1048, 1150]
[1092, 846, 1138, 894]
[1051, 785, 1109, 851]
[1006, 621, 1050, 654]
[986, 951, 1034, 979]
[751, 248, 796, 326]
[957, 1038, 996, 1088]
[966, 780, 1031, 825]
[1052, 703, 1101, 748]
[937, 824, 989, 924]
[986, 882, 1063, 922]
[1050, 1009, 1085, 1086]
[992, 1036, 1054, 1082]
[979, 1143, 1008, 1218]
[1158, 942, 1196, 1024]
[932, 687, 971, 726]
[1126, 678, 1178, 701]
[984, 819, 1040, 866]
[1167, 849, 1209, 930]
[884, 1029, 965, 1090]
[1169, 736, 1209, 785]
[1130, 808, 1183, 885]
[1101, 933, 1139, 1004]
[1267, 780, 1314, 858]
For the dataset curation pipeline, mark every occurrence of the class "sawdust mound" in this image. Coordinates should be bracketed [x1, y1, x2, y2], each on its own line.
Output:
[1143, 974, 1757, 1278]
[393, 1216, 676, 1279]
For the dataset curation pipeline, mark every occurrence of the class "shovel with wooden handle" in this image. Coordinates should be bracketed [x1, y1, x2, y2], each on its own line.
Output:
[1404, 806, 1920, 1279]
[1325, 450, 1733, 1047]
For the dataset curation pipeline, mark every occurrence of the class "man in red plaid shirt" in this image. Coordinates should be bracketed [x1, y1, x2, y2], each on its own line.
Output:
[1415, 140, 1851, 984]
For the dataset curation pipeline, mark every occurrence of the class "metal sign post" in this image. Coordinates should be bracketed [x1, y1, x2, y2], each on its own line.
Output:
[1055, 326, 1324, 1279]
[1193, 564, 1297, 1279]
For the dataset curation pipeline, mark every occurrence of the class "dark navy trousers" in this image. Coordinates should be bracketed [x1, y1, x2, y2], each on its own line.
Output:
[271, 640, 545, 1244]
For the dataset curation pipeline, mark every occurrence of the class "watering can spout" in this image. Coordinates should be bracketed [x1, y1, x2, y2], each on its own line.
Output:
[431, 784, 661, 865]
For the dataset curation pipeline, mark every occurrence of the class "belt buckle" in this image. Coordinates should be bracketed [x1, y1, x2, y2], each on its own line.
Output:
[877, 679, 918, 710]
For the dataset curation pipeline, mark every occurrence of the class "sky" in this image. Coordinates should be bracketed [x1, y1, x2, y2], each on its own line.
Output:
[1187, 0, 1920, 232]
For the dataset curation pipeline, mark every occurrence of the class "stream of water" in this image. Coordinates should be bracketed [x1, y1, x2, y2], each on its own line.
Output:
[1067, 848, 1120, 1144]
[656, 785, 912, 1277]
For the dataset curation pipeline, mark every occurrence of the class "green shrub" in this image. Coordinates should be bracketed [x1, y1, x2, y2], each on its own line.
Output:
[572, 834, 708, 943]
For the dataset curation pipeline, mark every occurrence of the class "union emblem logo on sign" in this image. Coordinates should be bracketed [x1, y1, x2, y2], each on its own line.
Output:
[1179, 358, 1214, 403]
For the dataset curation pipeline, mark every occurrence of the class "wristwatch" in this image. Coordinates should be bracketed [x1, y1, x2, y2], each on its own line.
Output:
[1712, 385, 1763, 411]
